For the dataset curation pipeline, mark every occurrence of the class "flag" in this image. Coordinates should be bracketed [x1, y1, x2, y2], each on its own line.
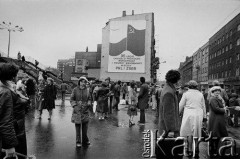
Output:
[126, 24, 145, 56]
[109, 38, 127, 56]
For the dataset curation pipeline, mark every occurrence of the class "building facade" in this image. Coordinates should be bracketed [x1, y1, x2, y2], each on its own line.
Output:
[209, 13, 240, 93]
[199, 42, 209, 90]
[100, 11, 155, 82]
[178, 56, 193, 85]
[192, 49, 202, 83]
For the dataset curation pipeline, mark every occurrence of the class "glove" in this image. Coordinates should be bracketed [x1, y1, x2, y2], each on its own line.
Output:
[5, 147, 16, 158]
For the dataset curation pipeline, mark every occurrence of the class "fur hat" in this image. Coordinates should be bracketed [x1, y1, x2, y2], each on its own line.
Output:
[78, 76, 88, 83]
[210, 86, 221, 93]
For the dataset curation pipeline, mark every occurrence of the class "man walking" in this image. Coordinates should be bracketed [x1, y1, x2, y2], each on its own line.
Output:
[60, 81, 68, 102]
[138, 77, 149, 124]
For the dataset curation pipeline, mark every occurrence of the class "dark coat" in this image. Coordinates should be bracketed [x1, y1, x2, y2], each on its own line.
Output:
[159, 82, 180, 135]
[0, 85, 18, 150]
[137, 83, 149, 110]
[96, 87, 109, 113]
[42, 84, 57, 110]
[208, 96, 228, 137]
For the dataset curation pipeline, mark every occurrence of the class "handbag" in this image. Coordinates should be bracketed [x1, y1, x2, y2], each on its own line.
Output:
[155, 130, 184, 159]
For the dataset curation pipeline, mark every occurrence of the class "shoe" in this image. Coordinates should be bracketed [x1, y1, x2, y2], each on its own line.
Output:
[76, 142, 82, 147]
[48, 116, 51, 120]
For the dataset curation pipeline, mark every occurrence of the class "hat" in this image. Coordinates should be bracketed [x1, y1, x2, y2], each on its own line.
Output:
[79, 76, 88, 83]
[213, 80, 220, 86]
[105, 77, 110, 81]
[231, 93, 238, 98]
[188, 80, 198, 87]
[210, 86, 221, 93]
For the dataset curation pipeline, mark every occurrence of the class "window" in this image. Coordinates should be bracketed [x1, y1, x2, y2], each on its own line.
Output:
[226, 33, 229, 39]
[230, 57, 232, 63]
[222, 72, 224, 78]
[220, 38, 222, 43]
[222, 48, 224, 54]
[222, 36, 225, 41]
[229, 70, 231, 76]
[226, 46, 228, 51]
[222, 61, 224, 66]
[225, 71, 228, 77]
[238, 24, 240, 31]
[237, 38, 240, 46]
[237, 67, 240, 76]
[226, 59, 228, 64]
[230, 43, 232, 49]
[230, 30, 232, 36]
[237, 54, 240, 60]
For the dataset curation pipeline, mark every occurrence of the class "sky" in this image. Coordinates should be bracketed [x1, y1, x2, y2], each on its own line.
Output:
[1, 0, 240, 80]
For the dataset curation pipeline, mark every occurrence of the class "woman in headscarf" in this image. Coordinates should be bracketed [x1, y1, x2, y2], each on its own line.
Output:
[41, 78, 57, 120]
[208, 86, 228, 155]
[70, 76, 92, 147]
[179, 80, 206, 156]
[96, 82, 109, 120]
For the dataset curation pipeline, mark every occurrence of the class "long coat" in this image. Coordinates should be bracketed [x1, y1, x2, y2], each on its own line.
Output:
[0, 84, 18, 153]
[179, 89, 206, 137]
[70, 86, 91, 124]
[96, 87, 109, 113]
[159, 82, 180, 135]
[137, 83, 149, 110]
[42, 84, 57, 110]
[208, 96, 228, 137]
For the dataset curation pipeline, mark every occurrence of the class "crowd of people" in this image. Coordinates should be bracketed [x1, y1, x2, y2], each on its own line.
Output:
[1, 63, 240, 158]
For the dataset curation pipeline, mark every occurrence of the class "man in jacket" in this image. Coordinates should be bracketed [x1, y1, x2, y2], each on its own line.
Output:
[159, 70, 181, 137]
[138, 77, 149, 124]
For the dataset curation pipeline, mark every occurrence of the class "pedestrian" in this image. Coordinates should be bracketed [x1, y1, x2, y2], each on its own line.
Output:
[70, 76, 92, 147]
[122, 82, 128, 100]
[208, 86, 228, 155]
[60, 81, 68, 102]
[40, 78, 57, 120]
[25, 78, 36, 109]
[113, 80, 121, 111]
[155, 84, 163, 117]
[0, 63, 19, 159]
[151, 84, 157, 110]
[17, 52, 21, 61]
[228, 93, 240, 127]
[105, 77, 114, 114]
[36, 76, 47, 116]
[127, 82, 138, 126]
[137, 77, 149, 125]
[96, 82, 109, 120]
[179, 80, 207, 156]
[207, 80, 229, 106]
[159, 70, 181, 137]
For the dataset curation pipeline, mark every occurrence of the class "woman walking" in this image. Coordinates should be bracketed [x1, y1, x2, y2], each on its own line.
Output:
[208, 86, 228, 155]
[127, 82, 138, 126]
[96, 82, 109, 120]
[179, 80, 206, 156]
[40, 78, 57, 120]
[70, 76, 92, 147]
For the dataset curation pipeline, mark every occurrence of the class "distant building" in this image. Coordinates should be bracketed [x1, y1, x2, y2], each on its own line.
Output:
[178, 56, 193, 85]
[100, 11, 156, 82]
[57, 58, 75, 81]
[72, 44, 101, 81]
[192, 49, 202, 83]
[199, 42, 209, 90]
[209, 13, 240, 93]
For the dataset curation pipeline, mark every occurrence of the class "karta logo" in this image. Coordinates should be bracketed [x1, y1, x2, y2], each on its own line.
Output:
[142, 130, 239, 158]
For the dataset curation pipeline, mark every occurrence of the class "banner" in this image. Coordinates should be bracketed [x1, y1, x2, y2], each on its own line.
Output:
[108, 20, 146, 73]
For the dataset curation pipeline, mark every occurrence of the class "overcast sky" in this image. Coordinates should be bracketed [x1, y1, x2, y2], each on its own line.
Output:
[1, 0, 240, 80]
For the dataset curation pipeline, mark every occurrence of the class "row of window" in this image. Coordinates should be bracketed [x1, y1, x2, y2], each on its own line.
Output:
[211, 24, 240, 47]
[209, 67, 240, 79]
[209, 57, 233, 70]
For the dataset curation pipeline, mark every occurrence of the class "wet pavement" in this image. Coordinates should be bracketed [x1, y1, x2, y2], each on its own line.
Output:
[24, 98, 240, 159]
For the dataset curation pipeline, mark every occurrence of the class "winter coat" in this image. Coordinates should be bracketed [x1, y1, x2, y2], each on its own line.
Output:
[42, 84, 57, 110]
[0, 85, 18, 150]
[137, 83, 149, 110]
[159, 82, 180, 135]
[96, 87, 109, 113]
[70, 86, 91, 124]
[208, 96, 228, 137]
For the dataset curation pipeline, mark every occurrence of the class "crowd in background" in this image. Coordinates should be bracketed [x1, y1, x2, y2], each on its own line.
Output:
[1, 63, 240, 158]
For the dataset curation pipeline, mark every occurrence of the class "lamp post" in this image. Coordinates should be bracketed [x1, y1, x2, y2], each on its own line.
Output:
[0, 21, 24, 57]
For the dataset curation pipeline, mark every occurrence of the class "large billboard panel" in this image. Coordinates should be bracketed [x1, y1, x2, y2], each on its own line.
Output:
[108, 20, 146, 73]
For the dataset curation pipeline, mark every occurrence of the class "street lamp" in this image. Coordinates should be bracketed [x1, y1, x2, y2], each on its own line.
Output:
[0, 21, 24, 57]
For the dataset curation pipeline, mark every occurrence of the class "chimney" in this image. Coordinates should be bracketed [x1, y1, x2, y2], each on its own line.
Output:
[122, 11, 126, 17]
[132, 10, 134, 15]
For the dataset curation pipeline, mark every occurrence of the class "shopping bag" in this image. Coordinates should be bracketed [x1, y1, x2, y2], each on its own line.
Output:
[93, 101, 97, 113]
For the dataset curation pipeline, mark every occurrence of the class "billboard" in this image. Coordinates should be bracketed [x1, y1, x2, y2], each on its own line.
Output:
[75, 59, 88, 73]
[108, 20, 146, 73]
